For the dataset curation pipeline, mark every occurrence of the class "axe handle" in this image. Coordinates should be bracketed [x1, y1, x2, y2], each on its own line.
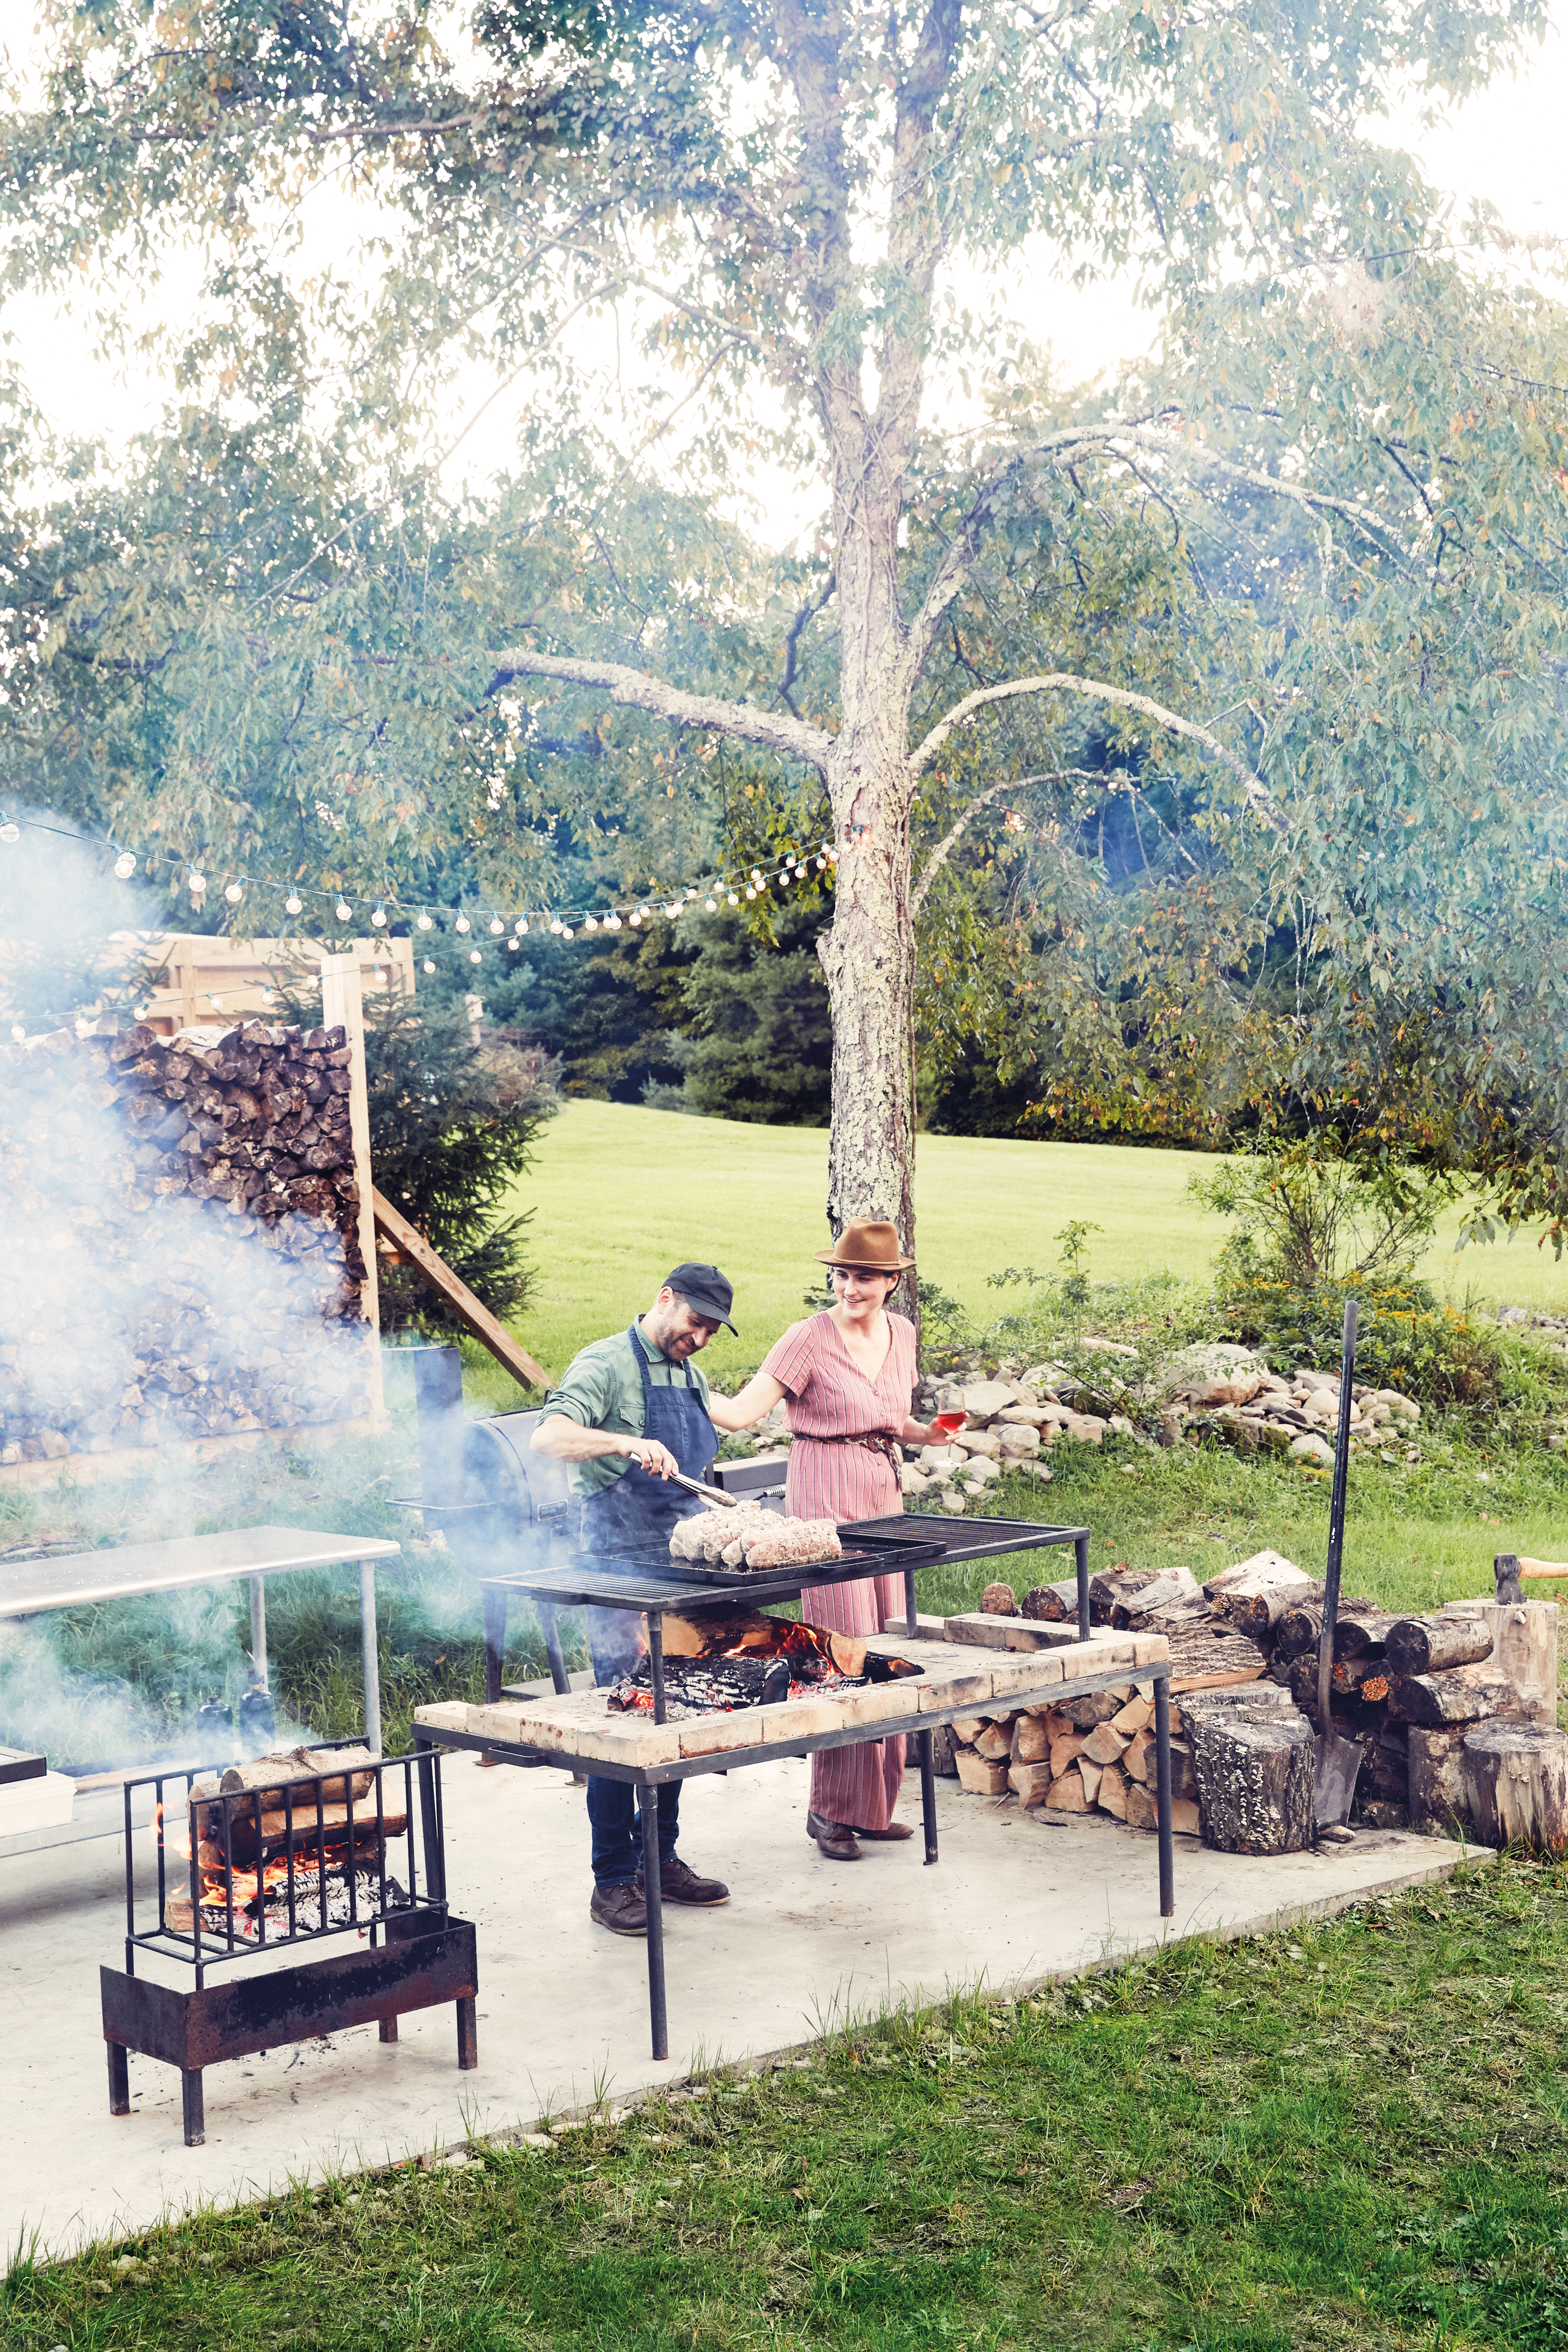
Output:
[1517, 1558, 1568, 1579]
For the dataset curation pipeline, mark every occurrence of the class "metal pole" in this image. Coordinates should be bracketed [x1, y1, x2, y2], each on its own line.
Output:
[537, 1603, 571, 1695]
[249, 1576, 268, 1685]
[1154, 1672, 1175, 1919]
[902, 1566, 918, 1639]
[359, 1561, 382, 1753]
[648, 1611, 667, 1726]
[917, 1728, 938, 1865]
[482, 1586, 507, 1706]
[1074, 1532, 1091, 1642]
[641, 1783, 668, 2060]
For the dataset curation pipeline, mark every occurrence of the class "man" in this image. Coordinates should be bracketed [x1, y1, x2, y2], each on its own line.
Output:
[531, 1264, 736, 1936]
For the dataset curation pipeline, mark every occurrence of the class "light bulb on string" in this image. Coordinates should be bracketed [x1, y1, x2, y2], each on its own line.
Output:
[550, 918, 563, 935]
[0, 822, 19, 845]
[114, 851, 137, 880]
[469, 948, 482, 965]
[489, 917, 504, 935]
[285, 893, 303, 916]
[505, 934, 520, 949]
[745, 886, 757, 901]
[628, 911, 641, 927]
[750, 868, 762, 883]
[727, 891, 738, 905]
[225, 881, 244, 905]
[704, 897, 716, 911]
[371, 906, 387, 928]
[815, 855, 827, 869]
[455, 915, 471, 935]
[516, 918, 529, 936]
[561, 926, 574, 940]
[417, 912, 433, 931]
[189, 870, 206, 894]
[638, 905, 650, 918]
[336, 899, 352, 922]
[11, 1024, 25, 1041]
[685, 887, 698, 901]
[423, 958, 436, 974]
[584, 916, 599, 933]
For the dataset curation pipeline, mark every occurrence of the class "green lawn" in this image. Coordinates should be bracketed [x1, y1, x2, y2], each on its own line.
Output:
[8, 1856, 1566, 2352]
[486, 1103, 1568, 1391]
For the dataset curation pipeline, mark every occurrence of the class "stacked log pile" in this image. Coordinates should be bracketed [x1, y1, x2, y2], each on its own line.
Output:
[0, 1020, 372, 1465]
[947, 1555, 1559, 1843]
[945, 1682, 1202, 1834]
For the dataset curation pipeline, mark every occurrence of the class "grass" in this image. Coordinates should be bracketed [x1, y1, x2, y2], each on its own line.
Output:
[486, 1103, 1568, 1396]
[7, 1855, 1568, 2350]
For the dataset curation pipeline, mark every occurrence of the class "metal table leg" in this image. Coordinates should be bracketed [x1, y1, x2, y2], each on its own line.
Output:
[902, 1566, 918, 1639]
[483, 1586, 507, 1706]
[414, 1731, 447, 1911]
[537, 1603, 571, 1695]
[249, 1576, 268, 1684]
[107, 2042, 130, 2117]
[1074, 1532, 1091, 1641]
[648, 1611, 667, 1725]
[641, 1783, 668, 2060]
[916, 1727, 938, 1865]
[1154, 1672, 1175, 1919]
[359, 1559, 382, 1753]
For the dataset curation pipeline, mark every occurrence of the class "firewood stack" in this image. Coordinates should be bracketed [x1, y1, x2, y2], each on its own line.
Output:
[945, 1552, 1559, 1843]
[0, 1020, 372, 1467]
[944, 1684, 1203, 1834]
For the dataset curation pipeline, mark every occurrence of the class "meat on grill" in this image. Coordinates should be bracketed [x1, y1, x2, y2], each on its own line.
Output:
[668, 1509, 844, 1571]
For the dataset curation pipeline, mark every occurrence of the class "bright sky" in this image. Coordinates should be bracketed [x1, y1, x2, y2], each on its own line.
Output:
[5, 9, 1566, 550]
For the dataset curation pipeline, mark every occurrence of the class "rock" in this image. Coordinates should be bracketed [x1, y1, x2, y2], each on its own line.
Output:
[939, 1490, 967, 1515]
[953, 1426, 1001, 1457]
[1154, 1341, 1265, 1397]
[981, 1581, 1018, 1616]
[995, 1421, 1042, 1455]
[900, 1464, 930, 1495]
[960, 1379, 1016, 1422]
[1062, 1414, 1106, 1445]
[1107, 1413, 1137, 1436]
[963, 1455, 1002, 1484]
[1019, 1362, 1066, 1390]
[1183, 1376, 1266, 1408]
[1079, 1335, 1138, 1359]
[918, 1444, 965, 1472]
[1368, 1387, 1420, 1423]
[1289, 1432, 1335, 1467]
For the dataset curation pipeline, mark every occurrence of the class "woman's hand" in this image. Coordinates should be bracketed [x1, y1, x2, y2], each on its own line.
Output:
[708, 1370, 788, 1432]
[900, 1417, 938, 1446]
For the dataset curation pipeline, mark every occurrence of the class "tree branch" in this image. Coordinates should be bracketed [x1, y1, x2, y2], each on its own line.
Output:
[484, 649, 835, 772]
[906, 674, 1283, 831]
[910, 767, 1107, 917]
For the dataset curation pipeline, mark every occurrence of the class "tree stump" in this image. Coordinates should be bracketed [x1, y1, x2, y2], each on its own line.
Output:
[1407, 1726, 1472, 1835]
[1461, 1723, 1568, 1852]
[1183, 1690, 1316, 1854]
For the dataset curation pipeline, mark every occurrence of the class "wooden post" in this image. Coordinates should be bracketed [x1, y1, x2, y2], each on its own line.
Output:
[1461, 1723, 1568, 1852]
[319, 950, 385, 1424]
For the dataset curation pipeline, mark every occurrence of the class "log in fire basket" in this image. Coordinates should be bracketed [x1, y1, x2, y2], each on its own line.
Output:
[101, 1742, 476, 2146]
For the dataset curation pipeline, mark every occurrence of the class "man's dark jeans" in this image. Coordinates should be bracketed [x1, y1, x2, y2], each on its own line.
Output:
[586, 1605, 680, 1888]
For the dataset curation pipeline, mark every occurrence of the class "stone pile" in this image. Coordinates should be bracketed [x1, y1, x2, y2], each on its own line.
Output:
[0, 1020, 373, 1466]
[1164, 1365, 1423, 1466]
[900, 1369, 1135, 1514]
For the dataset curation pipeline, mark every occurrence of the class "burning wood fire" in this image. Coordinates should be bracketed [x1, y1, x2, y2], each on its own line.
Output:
[157, 1743, 407, 1938]
[607, 1610, 923, 1717]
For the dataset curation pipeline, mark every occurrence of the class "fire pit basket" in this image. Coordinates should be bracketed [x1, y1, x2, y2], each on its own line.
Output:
[101, 1741, 477, 2146]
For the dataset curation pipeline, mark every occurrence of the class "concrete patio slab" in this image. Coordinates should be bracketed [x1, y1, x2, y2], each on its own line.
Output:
[1, 1752, 1489, 2259]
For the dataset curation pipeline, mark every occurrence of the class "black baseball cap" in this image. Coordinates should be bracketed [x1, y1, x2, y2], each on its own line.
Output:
[664, 1262, 737, 1334]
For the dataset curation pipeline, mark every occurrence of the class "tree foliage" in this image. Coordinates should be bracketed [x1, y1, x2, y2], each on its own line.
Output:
[5, 0, 1568, 1263]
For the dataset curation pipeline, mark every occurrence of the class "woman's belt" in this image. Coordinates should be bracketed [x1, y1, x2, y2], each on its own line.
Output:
[797, 1430, 901, 1466]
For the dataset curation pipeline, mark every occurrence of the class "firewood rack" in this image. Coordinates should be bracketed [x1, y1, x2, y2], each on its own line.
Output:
[101, 1743, 477, 2146]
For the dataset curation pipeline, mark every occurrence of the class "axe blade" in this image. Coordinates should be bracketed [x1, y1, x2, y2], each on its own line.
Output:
[1494, 1552, 1523, 1604]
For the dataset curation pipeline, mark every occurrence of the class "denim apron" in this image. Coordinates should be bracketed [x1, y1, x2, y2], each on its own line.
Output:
[578, 1323, 718, 1679]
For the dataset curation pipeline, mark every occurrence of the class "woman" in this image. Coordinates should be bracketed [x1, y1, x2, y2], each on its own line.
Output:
[708, 1220, 940, 1861]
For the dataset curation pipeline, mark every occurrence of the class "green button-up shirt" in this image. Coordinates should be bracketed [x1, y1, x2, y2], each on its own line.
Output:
[539, 1320, 714, 1499]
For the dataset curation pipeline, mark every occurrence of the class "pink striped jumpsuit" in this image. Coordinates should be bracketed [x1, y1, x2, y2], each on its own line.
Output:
[758, 1310, 917, 1832]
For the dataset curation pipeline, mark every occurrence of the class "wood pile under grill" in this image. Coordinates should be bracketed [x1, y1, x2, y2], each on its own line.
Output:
[948, 1552, 1559, 1842]
[1, 1020, 372, 1466]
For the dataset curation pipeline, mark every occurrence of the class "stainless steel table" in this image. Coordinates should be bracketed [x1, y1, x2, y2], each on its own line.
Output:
[0, 1526, 403, 1753]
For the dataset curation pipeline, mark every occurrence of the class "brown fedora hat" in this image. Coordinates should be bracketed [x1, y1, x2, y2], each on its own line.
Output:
[813, 1219, 916, 1273]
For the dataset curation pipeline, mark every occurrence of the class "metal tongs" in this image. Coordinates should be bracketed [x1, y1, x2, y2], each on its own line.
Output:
[666, 1468, 738, 1510]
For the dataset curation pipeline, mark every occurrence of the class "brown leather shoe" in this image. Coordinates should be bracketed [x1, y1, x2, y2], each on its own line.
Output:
[637, 1855, 730, 1905]
[807, 1810, 862, 1860]
[851, 1820, 914, 1841]
[590, 1882, 647, 1936]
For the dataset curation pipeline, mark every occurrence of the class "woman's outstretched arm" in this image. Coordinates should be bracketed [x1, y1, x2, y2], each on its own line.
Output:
[708, 1370, 788, 1432]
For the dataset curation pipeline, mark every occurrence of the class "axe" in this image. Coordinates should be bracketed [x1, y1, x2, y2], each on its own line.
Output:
[1492, 1553, 1568, 1603]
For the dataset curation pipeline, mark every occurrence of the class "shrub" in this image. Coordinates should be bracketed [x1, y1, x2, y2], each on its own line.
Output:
[1215, 1269, 1508, 1406]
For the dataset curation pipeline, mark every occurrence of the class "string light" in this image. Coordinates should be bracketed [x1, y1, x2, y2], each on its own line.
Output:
[583, 916, 599, 932]
[704, 896, 716, 911]
[628, 911, 642, 926]
[469, 948, 482, 964]
[489, 917, 504, 935]
[417, 912, 433, 931]
[455, 915, 471, 934]
[114, 851, 137, 879]
[225, 881, 244, 904]
[285, 893, 303, 916]
[371, 906, 387, 928]
[515, 918, 529, 936]
[423, 958, 436, 973]
[506, 934, 520, 948]
[11, 1024, 25, 1041]
[335, 899, 352, 922]
[0, 823, 19, 844]
[189, 870, 207, 894]
[727, 891, 738, 905]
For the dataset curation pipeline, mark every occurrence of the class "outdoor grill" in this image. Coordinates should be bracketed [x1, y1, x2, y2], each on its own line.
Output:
[101, 1742, 476, 2146]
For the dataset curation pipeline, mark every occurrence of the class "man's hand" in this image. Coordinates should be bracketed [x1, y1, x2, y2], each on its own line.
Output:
[626, 1436, 680, 1479]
